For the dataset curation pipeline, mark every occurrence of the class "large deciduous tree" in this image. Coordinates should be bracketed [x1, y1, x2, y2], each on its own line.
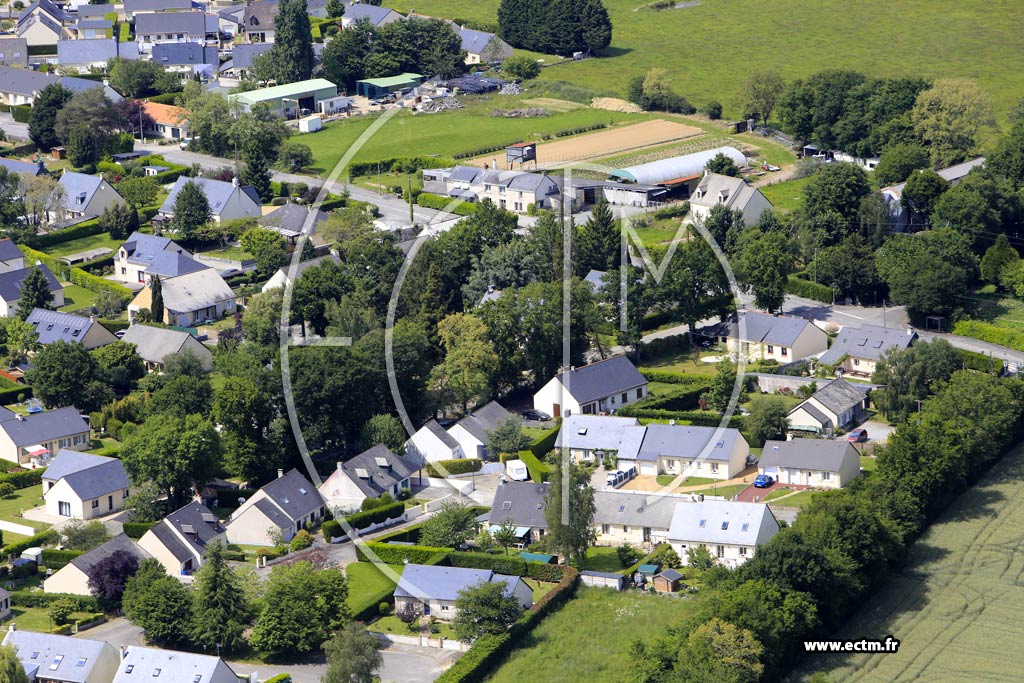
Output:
[453, 580, 524, 642]
[739, 230, 791, 313]
[87, 549, 140, 602]
[429, 313, 498, 413]
[323, 622, 382, 683]
[737, 70, 784, 126]
[120, 413, 221, 506]
[875, 228, 977, 319]
[911, 78, 994, 167]
[27, 340, 108, 411]
[170, 181, 212, 243]
[543, 460, 596, 565]
[418, 500, 478, 549]
[0, 643, 29, 683]
[123, 558, 193, 646]
[248, 561, 349, 655]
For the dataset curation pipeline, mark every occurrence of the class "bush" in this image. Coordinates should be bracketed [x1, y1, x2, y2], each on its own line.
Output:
[0, 482, 14, 498]
[616, 544, 642, 567]
[41, 549, 81, 569]
[322, 519, 342, 540]
[424, 459, 483, 477]
[216, 488, 256, 509]
[3, 530, 54, 557]
[952, 320, 1024, 353]
[11, 562, 37, 580]
[49, 597, 77, 625]
[6, 105, 32, 124]
[378, 601, 391, 616]
[0, 468, 44, 490]
[416, 192, 477, 216]
[704, 100, 723, 119]
[343, 500, 406, 530]
[528, 427, 559, 458]
[263, 675, 292, 683]
[289, 529, 313, 551]
[356, 541, 449, 565]
[785, 274, 833, 304]
[122, 522, 155, 539]
[448, 551, 528, 576]
[145, 92, 184, 105]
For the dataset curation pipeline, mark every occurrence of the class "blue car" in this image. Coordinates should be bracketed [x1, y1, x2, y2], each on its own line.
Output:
[753, 474, 775, 488]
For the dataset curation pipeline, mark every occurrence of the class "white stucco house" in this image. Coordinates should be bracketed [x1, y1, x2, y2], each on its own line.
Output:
[592, 490, 679, 549]
[533, 355, 647, 418]
[393, 564, 533, 621]
[114, 232, 192, 285]
[667, 500, 780, 568]
[44, 533, 150, 595]
[618, 424, 749, 480]
[157, 176, 262, 225]
[405, 419, 462, 463]
[816, 324, 917, 377]
[554, 414, 641, 463]
[225, 469, 326, 546]
[318, 445, 417, 514]
[0, 406, 91, 466]
[137, 502, 226, 577]
[689, 172, 773, 226]
[42, 450, 132, 519]
[787, 378, 870, 435]
[119, 324, 212, 373]
[446, 401, 512, 461]
[758, 439, 861, 489]
[113, 647, 240, 683]
[711, 310, 828, 363]
[52, 171, 126, 223]
[2, 630, 119, 683]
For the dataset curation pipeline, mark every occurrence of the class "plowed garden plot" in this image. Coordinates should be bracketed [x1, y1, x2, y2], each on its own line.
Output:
[790, 441, 1024, 683]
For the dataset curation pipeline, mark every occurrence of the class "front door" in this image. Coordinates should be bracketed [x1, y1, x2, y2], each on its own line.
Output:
[553, 404, 561, 418]
[108, 495, 113, 511]
[643, 527, 651, 543]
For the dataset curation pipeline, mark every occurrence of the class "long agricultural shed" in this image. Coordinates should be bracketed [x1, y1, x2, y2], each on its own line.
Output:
[609, 146, 747, 186]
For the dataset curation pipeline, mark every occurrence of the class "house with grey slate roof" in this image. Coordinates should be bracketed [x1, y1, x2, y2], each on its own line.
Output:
[152, 41, 220, 70]
[817, 323, 917, 377]
[44, 533, 150, 595]
[138, 501, 226, 577]
[533, 354, 647, 418]
[446, 400, 512, 460]
[57, 38, 123, 71]
[0, 239, 27, 273]
[0, 407, 91, 466]
[487, 480, 550, 545]
[555, 414, 641, 463]
[2, 629, 120, 683]
[787, 377, 870, 435]
[0, 37, 29, 67]
[113, 646, 240, 683]
[17, 0, 68, 46]
[42, 450, 131, 519]
[53, 171, 126, 223]
[405, 419, 462, 463]
[70, 18, 113, 40]
[26, 309, 117, 349]
[394, 563, 532, 620]
[667, 500, 779, 568]
[458, 27, 512, 65]
[219, 41, 273, 79]
[124, 0, 194, 17]
[0, 157, 47, 178]
[157, 176, 261, 224]
[617, 423, 749, 479]
[261, 253, 340, 293]
[758, 438, 861, 489]
[129, 266, 237, 327]
[227, 468, 326, 545]
[0, 263, 65, 318]
[711, 310, 828, 363]
[119, 323, 212, 372]
[318, 444, 417, 513]
[340, 2, 404, 29]
[240, 0, 278, 43]
[593, 489, 680, 548]
[134, 11, 218, 54]
[0, 65, 60, 105]
[115, 231, 192, 285]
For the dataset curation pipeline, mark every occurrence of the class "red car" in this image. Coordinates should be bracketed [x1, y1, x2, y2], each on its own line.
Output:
[847, 428, 868, 443]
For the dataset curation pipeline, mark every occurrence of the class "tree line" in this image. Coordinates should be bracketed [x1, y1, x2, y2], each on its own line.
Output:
[497, 0, 612, 56]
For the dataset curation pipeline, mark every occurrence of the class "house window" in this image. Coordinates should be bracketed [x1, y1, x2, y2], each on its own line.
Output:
[58, 501, 71, 516]
[623, 525, 629, 533]
[123, 490, 130, 499]
[600, 524, 610, 534]
[711, 463, 719, 473]
[440, 604, 450, 612]
[636, 388, 643, 399]
[120, 267, 126, 275]
[853, 358, 860, 366]
[621, 392, 628, 403]
[821, 471, 830, 481]
[92, 499, 99, 508]
[767, 345, 774, 354]
[739, 547, 747, 556]
[716, 545, 724, 558]
[781, 347, 789, 356]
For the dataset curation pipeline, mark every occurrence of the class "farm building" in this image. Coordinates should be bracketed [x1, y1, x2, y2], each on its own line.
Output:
[231, 78, 339, 116]
[609, 146, 747, 188]
[355, 72, 424, 99]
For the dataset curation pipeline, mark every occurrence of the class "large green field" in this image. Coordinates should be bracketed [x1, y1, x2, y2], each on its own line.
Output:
[790, 441, 1024, 682]
[486, 587, 691, 683]
[305, 96, 644, 174]
[384, 0, 1024, 121]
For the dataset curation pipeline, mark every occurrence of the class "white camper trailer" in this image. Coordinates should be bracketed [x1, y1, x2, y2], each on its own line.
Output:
[505, 459, 529, 481]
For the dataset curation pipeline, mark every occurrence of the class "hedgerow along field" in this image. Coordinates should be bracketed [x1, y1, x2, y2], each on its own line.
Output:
[485, 586, 691, 683]
[790, 441, 1024, 682]
[383, 0, 1024, 122]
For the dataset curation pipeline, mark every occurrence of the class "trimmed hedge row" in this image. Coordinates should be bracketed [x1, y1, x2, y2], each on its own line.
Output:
[145, 92, 184, 105]
[123, 522, 155, 539]
[344, 500, 405, 530]
[959, 348, 1001, 374]
[416, 192, 477, 216]
[0, 384, 31, 404]
[98, 318, 131, 333]
[217, 488, 257, 509]
[0, 468, 44, 490]
[952, 319, 1024, 353]
[41, 548, 82, 569]
[436, 565, 579, 683]
[785, 274, 833, 303]
[528, 427, 559, 459]
[263, 675, 292, 683]
[5, 105, 32, 124]
[11, 592, 102, 611]
[516, 449, 551, 483]
[638, 369, 712, 385]
[69, 268, 134, 305]
[425, 458, 483, 477]
[554, 122, 606, 137]
[3, 530, 53, 558]
[448, 551, 528, 576]
[356, 540, 448, 565]
[347, 156, 457, 178]
[23, 217, 107, 249]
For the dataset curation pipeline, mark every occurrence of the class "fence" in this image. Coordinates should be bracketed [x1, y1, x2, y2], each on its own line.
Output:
[0, 520, 38, 537]
[371, 632, 471, 652]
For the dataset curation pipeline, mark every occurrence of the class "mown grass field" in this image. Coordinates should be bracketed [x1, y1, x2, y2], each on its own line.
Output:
[384, 0, 1024, 122]
[486, 586, 692, 683]
[961, 284, 1024, 332]
[790, 441, 1024, 682]
[760, 176, 812, 214]
[42, 233, 122, 258]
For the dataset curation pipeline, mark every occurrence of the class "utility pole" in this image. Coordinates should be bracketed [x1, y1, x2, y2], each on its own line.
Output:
[407, 174, 413, 223]
[377, 162, 382, 196]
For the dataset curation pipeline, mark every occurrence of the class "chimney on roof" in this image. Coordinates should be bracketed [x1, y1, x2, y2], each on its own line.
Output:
[119, 646, 126, 659]
[15, 414, 23, 421]
[232, 175, 239, 187]
[907, 328, 914, 336]
[277, 468, 284, 478]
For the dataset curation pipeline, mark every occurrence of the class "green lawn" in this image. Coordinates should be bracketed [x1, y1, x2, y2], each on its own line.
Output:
[42, 233, 122, 259]
[58, 284, 101, 313]
[487, 586, 692, 683]
[860, 455, 878, 472]
[577, 546, 623, 573]
[307, 98, 644, 172]
[198, 246, 253, 261]
[655, 475, 717, 487]
[759, 176, 812, 214]
[640, 355, 720, 379]
[7, 607, 97, 633]
[385, 0, 1024, 124]
[764, 489, 819, 508]
[371, 613, 458, 640]
[687, 483, 748, 499]
[346, 561, 403, 618]
[961, 285, 1024, 333]
[0, 487, 50, 539]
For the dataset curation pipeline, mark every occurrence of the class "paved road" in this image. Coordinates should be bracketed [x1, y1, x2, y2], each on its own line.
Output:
[135, 143, 460, 227]
[0, 113, 29, 142]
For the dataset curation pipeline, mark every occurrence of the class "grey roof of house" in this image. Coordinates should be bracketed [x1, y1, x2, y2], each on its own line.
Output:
[620, 424, 741, 463]
[487, 480, 550, 529]
[113, 646, 233, 683]
[144, 251, 207, 278]
[584, 269, 606, 290]
[0, 264, 62, 303]
[454, 400, 511, 442]
[345, 3, 399, 25]
[18, 0, 65, 25]
[0, 157, 42, 176]
[691, 172, 765, 212]
[716, 311, 817, 347]
[0, 239, 24, 262]
[811, 378, 868, 415]
[252, 497, 290, 529]
[26, 309, 105, 346]
[337, 445, 417, 499]
[150, 521, 192, 562]
[135, 11, 208, 35]
[554, 355, 646, 405]
[76, 18, 112, 29]
[394, 563, 521, 601]
[258, 468, 325, 523]
[121, 231, 186, 265]
[667, 500, 778, 546]
[125, 0, 193, 11]
[0, 407, 88, 447]
[160, 268, 236, 315]
[0, 65, 58, 97]
[161, 501, 224, 558]
[881, 157, 986, 199]
[259, 202, 329, 232]
[243, 0, 278, 28]
[818, 324, 916, 364]
[152, 41, 219, 66]
[458, 28, 497, 54]
[19, 11, 64, 38]
[506, 172, 558, 194]
[59, 77, 124, 103]
[0, 37, 29, 67]
[593, 490, 678, 530]
[2, 630, 112, 683]
[792, 401, 830, 427]
[58, 38, 119, 65]
[119, 324, 198, 365]
[232, 41, 273, 70]
[74, 4, 115, 18]
[554, 415, 641, 452]
[424, 419, 459, 449]
[59, 171, 107, 214]
[449, 165, 481, 183]
[69, 533, 149, 573]
[759, 438, 857, 472]
[160, 176, 259, 217]
[268, 254, 340, 285]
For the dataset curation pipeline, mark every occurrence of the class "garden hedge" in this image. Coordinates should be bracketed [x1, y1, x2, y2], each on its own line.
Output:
[344, 500, 405, 530]
[0, 384, 32, 405]
[528, 427, 559, 459]
[145, 92, 184, 105]
[516, 449, 552, 483]
[952, 319, 1024, 353]
[785, 274, 833, 303]
[122, 522, 155, 539]
[23, 219, 104, 249]
[10, 592, 102, 611]
[41, 549, 82, 569]
[958, 347, 1001, 374]
[5, 105, 31, 124]
[347, 157, 454, 176]
[447, 551, 528, 576]
[3, 530, 53, 558]
[416, 192, 477, 216]
[216, 488, 257, 509]
[638, 369, 712, 385]
[0, 468, 44, 490]
[356, 540, 448, 565]
[263, 676, 292, 683]
[425, 458, 482, 477]
[617, 382, 711, 415]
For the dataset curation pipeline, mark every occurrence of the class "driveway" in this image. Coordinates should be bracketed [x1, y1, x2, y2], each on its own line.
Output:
[735, 480, 807, 503]
[0, 113, 28, 142]
[857, 420, 896, 446]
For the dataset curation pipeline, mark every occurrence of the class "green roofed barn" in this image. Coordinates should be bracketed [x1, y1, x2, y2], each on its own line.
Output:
[355, 72, 424, 99]
[231, 78, 339, 117]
